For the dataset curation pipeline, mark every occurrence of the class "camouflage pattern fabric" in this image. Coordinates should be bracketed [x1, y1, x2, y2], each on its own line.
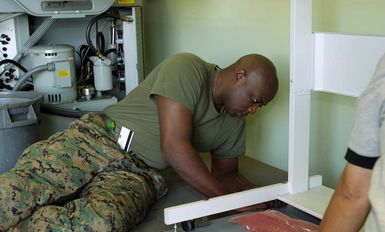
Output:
[0, 113, 167, 231]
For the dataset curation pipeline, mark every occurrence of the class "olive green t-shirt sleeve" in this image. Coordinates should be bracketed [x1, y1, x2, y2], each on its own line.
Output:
[149, 53, 206, 112]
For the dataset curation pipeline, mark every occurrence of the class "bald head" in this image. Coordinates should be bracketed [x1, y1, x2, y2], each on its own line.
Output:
[228, 54, 278, 99]
[235, 54, 277, 83]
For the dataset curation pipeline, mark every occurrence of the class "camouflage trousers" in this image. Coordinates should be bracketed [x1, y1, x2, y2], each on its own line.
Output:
[0, 113, 167, 231]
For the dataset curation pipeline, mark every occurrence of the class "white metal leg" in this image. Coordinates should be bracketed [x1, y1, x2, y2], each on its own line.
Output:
[163, 175, 331, 225]
[288, 0, 313, 194]
[164, 183, 288, 225]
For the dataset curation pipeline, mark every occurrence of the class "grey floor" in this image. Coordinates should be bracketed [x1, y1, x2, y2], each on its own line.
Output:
[132, 154, 288, 232]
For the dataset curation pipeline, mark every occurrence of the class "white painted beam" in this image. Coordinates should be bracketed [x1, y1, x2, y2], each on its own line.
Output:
[288, 0, 313, 194]
[164, 183, 288, 225]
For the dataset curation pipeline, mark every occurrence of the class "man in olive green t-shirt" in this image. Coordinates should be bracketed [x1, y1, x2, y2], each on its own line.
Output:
[0, 52, 278, 231]
[105, 52, 278, 198]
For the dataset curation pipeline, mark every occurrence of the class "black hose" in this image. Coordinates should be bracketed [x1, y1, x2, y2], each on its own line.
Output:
[0, 59, 28, 72]
[104, 48, 117, 56]
[96, 31, 105, 54]
[85, 14, 122, 59]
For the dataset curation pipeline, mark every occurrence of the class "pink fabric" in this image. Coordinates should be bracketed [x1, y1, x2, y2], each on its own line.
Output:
[229, 210, 319, 232]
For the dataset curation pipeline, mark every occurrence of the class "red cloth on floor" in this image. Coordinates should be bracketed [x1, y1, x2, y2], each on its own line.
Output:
[229, 209, 319, 232]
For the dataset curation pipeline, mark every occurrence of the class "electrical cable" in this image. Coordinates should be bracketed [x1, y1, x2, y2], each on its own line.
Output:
[13, 63, 55, 91]
[0, 59, 28, 73]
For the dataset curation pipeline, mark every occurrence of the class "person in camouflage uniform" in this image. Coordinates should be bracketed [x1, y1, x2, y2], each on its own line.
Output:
[0, 113, 167, 231]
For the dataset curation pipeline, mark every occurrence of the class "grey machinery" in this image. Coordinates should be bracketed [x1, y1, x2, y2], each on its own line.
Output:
[0, 0, 145, 139]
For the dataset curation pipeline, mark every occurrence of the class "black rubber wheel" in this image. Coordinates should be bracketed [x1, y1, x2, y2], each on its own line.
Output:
[181, 219, 195, 231]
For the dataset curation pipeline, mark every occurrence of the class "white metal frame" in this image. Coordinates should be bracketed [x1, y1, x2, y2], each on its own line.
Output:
[164, 0, 385, 226]
[123, 9, 140, 95]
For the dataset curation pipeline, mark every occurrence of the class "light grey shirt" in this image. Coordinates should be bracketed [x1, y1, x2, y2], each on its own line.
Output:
[348, 53, 385, 159]
[348, 53, 385, 231]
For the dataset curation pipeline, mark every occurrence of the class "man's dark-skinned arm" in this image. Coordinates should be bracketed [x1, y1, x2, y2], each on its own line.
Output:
[156, 95, 255, 196]
[211, 156, 256, 193]
[210, 157, 264, 212]
[156, 95, 274, 212]
[155, 95, 228, 197]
